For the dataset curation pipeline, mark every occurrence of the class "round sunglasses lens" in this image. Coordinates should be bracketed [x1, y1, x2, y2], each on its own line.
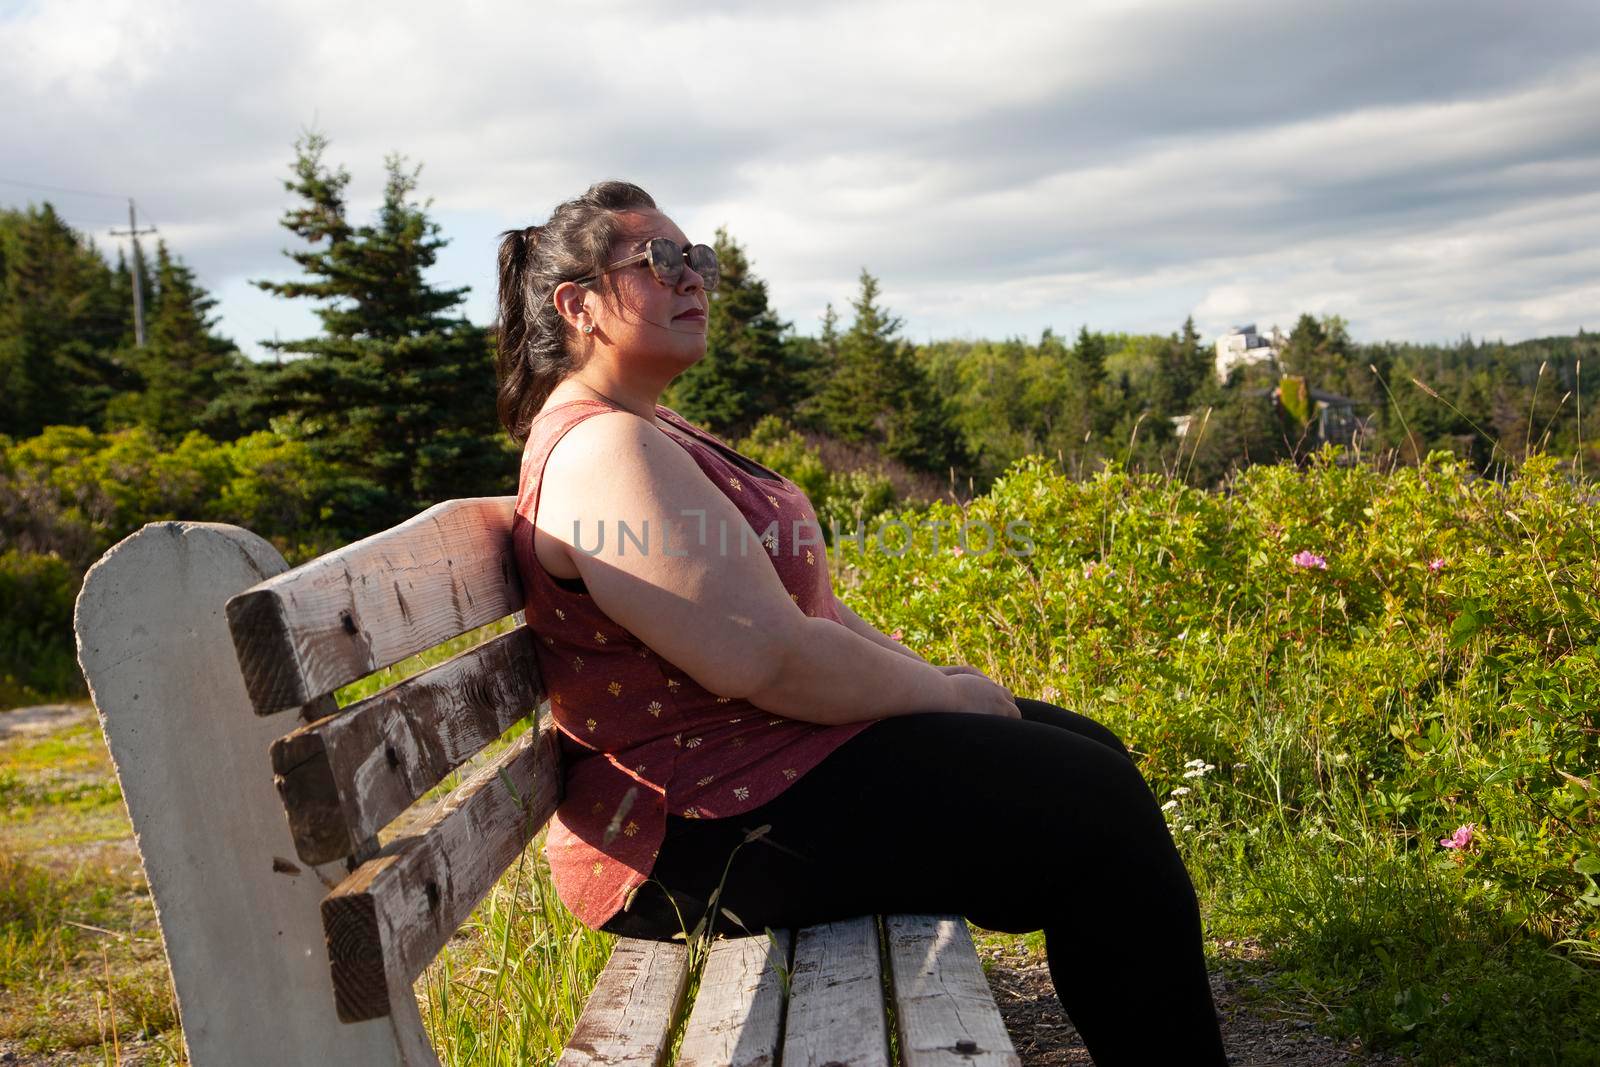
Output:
[645, 238, 682, 284]
[688, 244, 719, 290]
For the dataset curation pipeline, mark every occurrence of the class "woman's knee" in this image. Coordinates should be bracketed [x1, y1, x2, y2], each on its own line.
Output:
[1015, 697, 1134, 763]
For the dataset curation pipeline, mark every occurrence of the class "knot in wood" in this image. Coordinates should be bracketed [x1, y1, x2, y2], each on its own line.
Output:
[340, 611, 359, 635]
[956, 1038, 979, 1054]
[425, 881, 441, 911]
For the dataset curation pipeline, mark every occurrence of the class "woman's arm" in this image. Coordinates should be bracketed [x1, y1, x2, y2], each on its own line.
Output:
[832, 595, 928, 663]
[832, 595, 1009, 694]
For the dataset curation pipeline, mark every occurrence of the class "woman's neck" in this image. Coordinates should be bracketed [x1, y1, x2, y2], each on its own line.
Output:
[548, 377, 664, 428]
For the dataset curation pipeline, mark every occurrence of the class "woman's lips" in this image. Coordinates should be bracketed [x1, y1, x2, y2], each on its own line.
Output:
[674, 310, 706, 321]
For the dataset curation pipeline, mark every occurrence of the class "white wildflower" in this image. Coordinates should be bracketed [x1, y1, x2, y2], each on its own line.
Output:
[1169, 786, 1191, 797]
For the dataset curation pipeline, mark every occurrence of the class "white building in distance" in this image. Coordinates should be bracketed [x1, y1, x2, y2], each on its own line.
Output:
[1215, 323, 1286, 377]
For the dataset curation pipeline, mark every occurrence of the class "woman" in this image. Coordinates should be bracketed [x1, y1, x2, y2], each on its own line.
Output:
[496, 180, 1228, 1065]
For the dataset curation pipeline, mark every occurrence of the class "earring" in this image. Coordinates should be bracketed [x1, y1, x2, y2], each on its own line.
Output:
[582, 322, 595, 335]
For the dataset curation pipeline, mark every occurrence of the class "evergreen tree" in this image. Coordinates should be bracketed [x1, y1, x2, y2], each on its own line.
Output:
[1281, 313, 1356, 390]
[105, 242, 248, 438]
[666, 227, 812, 436]
[816, 271, 904, 444]
[241, 132, 509, 533]
[786, 303, 839, 431]
[0, 204, 136, 436]
[1147, 315, 1213, 417]
[1173, 315, 1211, 407]
[815, 270, 964, 472]
[1059, 325, 1111, 445]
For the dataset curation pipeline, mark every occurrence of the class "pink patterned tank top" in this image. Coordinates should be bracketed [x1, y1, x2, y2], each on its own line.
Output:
[512, 398, 878, 930]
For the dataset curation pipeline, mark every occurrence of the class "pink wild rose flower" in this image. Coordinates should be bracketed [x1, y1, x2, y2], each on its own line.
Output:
[1438, 823, 1476, 850]
[1428, 557, 1446, 573]
[1291, 550, 1328, 570]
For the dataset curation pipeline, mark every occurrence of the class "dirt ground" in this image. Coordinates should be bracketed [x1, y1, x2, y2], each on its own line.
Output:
[979, 939, 1410, 1066]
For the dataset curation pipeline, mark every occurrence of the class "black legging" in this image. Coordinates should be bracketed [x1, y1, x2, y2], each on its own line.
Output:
[597, 698, 1228, 1066]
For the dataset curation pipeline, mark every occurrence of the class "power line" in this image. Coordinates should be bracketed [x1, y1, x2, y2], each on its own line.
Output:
[0, 175, 132, 201]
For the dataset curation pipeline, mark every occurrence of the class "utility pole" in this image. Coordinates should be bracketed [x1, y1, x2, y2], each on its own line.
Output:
[110, 199, 157, 346]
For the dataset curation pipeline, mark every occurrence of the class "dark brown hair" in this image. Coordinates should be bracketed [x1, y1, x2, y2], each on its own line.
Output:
[494, 180, 657, 445]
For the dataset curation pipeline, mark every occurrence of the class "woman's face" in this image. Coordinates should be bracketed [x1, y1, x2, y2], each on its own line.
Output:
[583, 208, 709, 367]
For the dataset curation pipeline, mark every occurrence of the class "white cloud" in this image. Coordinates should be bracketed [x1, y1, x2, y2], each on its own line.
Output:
[2, 0, 1597, 357]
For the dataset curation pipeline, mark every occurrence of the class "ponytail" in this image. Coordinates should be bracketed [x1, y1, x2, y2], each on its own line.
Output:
[493, 183, 656, 445]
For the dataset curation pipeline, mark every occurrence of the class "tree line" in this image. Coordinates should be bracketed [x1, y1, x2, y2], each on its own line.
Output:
[2, 132, 1595, 700]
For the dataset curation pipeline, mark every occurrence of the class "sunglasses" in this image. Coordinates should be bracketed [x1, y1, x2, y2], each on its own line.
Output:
[576, 237, 720, 292]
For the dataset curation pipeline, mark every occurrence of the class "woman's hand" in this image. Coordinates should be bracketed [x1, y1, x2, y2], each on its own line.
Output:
[942, 670, 1021, 719]
[936, 663, 992, 681]
[937, 664, 1016, 700]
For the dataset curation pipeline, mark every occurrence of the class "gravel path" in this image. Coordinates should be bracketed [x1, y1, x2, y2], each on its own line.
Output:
[0, 702, 93, 740]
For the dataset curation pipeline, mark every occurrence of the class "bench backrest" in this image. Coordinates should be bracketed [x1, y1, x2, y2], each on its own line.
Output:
[75, 518, 481, 1065]
[222, 497, 560, 1027]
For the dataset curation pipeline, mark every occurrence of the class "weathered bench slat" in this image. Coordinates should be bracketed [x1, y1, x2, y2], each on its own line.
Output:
[558, 938, 691, 1066]
[320, 719, 561, 1023]
[783, 916, 891, 1067]
[676, 931, 792, 1067]
[885, 916, 1021, 1066]
[227, 496, 522, 714]
[270, 626, 545, 864]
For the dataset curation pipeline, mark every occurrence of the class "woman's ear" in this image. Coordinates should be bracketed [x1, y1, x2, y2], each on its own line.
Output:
[552, 281, 587, 332]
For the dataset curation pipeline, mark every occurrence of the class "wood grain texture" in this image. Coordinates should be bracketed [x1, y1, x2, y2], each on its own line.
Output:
[73, 521, 438, 1065]
[271, 626, 546, 864]
[226, 496, 522, 714]
[321, 718, 562, 1022]
[558, 938, 691, 1066]
[782, 915, 890, 1067]
[884, 916, 1020, 1066]
[677, 931, 792, 1067]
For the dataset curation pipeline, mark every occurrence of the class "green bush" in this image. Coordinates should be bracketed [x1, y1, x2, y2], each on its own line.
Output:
[0, 426, 354, 704]
[0, 550, 82, 703]
[836, 448, 1600, 1063]
[737, 415, 901, 540]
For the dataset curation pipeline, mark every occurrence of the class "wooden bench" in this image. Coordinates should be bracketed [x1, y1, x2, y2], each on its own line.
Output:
[73, 498, 1020, 1066]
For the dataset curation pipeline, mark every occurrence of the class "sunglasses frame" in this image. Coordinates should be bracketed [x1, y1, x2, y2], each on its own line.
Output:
[575, 236, 720, 292]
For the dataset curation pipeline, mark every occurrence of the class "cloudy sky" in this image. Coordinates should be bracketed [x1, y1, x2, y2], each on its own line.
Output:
[4, 0, 1598, 360]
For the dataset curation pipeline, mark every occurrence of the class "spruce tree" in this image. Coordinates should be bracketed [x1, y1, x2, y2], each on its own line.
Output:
[1151, 315, 1213, 416]
[1059, 325, 1110, 446]
[243, 132, 508, 533]
[785, 303, 839, 431]
[107, 242, 248, 438]
[815, 270, 963, 472]
[1175, 315, 1211, 406]
[0, 204, 135, 436]
[816, 270, 902, 444]
[666, 227, 811, 436]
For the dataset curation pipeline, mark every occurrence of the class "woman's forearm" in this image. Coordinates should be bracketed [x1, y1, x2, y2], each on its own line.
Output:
[744, 616, 951, 724]
[833, 596, 928, 663]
